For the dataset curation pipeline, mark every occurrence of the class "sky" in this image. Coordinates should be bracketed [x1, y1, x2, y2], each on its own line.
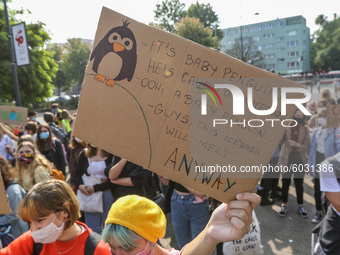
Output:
[8, 0, 339, 44]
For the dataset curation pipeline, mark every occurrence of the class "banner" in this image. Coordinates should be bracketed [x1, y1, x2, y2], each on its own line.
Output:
[11, 22, 30, 66]
[0, 106, 27, 125]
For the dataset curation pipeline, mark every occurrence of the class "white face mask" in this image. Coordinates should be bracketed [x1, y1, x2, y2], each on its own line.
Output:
[31, 213, 65, 244]
[318, 117, 327, 127]
[317, 107, 327, 113]
[74, 137, 83, 143]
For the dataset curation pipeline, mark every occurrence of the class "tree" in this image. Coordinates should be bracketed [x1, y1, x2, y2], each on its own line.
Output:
[186, 2, 223, 39]
[0, 5, 57, 106]
[58, 38, 92, 91]
[154, 0, 186, 33]
[48, 43, 65, 97]
[225, 37, 264, 68]
[311, 14, 340, 71]
[315, 14, 327, 26]
[175, 17, 220, 50]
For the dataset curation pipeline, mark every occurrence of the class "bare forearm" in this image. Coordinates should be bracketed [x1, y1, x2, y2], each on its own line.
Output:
[326, 192, 340, 212]
[181, 227, 216, 255]
[109, 159, 127, 180]
[111, 177, 133, 186]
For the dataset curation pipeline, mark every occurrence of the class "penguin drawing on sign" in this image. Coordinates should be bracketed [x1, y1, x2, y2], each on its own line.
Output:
[90, 20, 137, 86]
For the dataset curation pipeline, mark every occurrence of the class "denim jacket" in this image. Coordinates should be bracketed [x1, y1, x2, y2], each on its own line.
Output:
[309, 127, 340, 170]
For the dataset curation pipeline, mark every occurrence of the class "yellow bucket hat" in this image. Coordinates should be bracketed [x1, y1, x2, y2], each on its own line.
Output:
[105, 195, 166, 243]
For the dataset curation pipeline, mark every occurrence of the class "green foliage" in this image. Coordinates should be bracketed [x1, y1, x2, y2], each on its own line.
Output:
[154, 0, 186, 33]
[0, 4, 57, 107]
[186, 2, 223, 39]
[154, 0, 222, 49]
[312, 15, 340, 71]
[61, 38, 91, 87]
[175, 17, 220, 50]
[47, 38, 91, 97]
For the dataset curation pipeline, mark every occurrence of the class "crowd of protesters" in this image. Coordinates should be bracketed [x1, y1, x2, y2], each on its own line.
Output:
[0, 103, 261, 254]
[1, 82, 340, 254]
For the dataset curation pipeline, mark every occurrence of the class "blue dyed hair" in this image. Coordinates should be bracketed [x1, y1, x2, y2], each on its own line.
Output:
[102, 223, 142, 251]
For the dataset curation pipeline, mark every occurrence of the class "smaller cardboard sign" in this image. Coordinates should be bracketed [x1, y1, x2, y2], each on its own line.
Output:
[11, 22, 30, 66]
[0, 106, 27, 125]
[0, 173, 11, 214]
[327, 105, 340, 128]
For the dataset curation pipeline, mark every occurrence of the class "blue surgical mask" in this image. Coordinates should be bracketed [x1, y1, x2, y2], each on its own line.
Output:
[39, 131, 50, 139]
[32, 117, 36, 121]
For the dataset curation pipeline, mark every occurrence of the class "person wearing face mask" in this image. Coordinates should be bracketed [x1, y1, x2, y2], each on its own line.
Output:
[102, 194, 260, 255]
[0, 179, 111, 255]
[15, 141, 51, 191]
[277, 110, 310, 218]
[28, 110, 40, 126]
[308, 107, 340, 224]
[36, 124, 66, 176]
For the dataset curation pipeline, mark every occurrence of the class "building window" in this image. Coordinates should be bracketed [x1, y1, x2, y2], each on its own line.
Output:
[277, 21, 285, 27]
[287, 30, 298, 36]
[287, 51, 299, 57]
[253, 36, 260, 41]
[287, 40, 298, 47]
[264, 33, 274, 38]
[277, 37, 284, 41]
[264, 23, 274, 30]
[287, 62, 299, 68]
[264, 44, 274, 49]
[278, 47, 285, 51]
[264, 54, 275, 58]
[227, 30, 236, 35]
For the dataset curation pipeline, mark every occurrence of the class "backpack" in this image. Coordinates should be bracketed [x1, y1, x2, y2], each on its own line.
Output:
[32, 231, 102, 255]
[51, 169, 65, 181]
[0, 224, 15, 249]
[49, 123, 69, 158]
[52, 138, 68, 165]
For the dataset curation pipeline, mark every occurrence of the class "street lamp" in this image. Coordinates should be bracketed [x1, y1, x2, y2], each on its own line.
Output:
[3, 0, 22, 106]
[240, 12, 260, 62]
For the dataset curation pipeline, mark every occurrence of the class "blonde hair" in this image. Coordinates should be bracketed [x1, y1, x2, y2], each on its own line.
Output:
[0, 155, 16, 184]
[15, 141, 52, 187]
[19, 180, 80, 230]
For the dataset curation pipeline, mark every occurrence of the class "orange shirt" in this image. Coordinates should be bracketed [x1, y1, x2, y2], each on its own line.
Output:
[0, 221, 110, 255]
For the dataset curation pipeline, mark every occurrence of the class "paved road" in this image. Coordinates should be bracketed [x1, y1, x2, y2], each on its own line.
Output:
[256, 176, 317, 255]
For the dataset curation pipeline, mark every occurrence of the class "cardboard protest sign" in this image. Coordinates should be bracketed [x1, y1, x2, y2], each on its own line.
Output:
[0, 106, 27, 125]
[74, 7, 304, 203]
[327, 105, 340, 128]
[0, 172, 11, 214]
